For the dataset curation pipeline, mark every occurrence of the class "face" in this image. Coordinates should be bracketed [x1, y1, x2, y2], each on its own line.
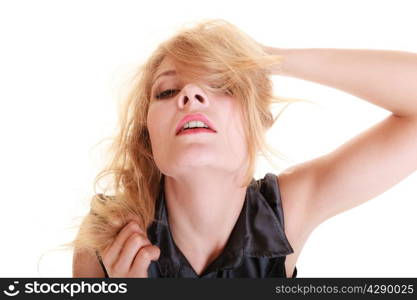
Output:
[146, 56, 249, 178]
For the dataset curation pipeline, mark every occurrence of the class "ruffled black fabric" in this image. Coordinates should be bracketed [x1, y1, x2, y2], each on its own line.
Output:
[97, 173, 297, 278]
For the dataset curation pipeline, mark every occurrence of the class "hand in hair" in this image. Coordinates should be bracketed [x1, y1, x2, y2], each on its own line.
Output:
[99, 221, 160, 278]
[260, 44, 289, 76]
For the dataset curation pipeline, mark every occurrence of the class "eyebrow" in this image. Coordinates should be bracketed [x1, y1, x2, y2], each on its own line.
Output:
[152, 69, 177, 86]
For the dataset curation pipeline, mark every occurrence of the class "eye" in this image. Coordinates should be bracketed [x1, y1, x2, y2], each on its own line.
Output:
[155, 89, 180, 100]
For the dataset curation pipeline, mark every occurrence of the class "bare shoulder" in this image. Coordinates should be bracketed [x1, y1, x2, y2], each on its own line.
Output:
[276, 159, 322, 277]
[72, 248, 105, 278]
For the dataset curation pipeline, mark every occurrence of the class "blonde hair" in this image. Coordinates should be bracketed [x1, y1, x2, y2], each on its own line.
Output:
[65, 18, 312, 258]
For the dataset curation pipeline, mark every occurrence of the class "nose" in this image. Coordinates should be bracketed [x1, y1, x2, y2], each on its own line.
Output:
[177, 83, 209, 110]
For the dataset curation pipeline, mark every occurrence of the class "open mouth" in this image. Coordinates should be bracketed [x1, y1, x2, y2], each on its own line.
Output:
[177, 127, 217, 135]
[175, 113, 217, 136]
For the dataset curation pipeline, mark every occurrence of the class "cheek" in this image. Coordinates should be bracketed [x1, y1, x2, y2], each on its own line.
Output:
[222, 104, 248, 153]
[146, 106, 159, 143]
[146, 105, 171, 143]
[229, 104, 247, 141]
[232, 119, 247, 146]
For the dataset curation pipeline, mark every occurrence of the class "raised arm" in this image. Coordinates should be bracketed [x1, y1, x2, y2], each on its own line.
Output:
[264, 47, 417, 268]
[266, 47, 417, 118]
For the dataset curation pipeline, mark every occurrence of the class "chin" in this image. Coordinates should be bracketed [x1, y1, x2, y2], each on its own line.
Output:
[175, 156, 217, 169]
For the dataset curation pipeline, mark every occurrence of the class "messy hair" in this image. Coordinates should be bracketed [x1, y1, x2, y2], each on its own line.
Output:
[65, 19, 311, 258]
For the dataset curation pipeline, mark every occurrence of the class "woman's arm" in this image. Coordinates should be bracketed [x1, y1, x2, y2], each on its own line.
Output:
[264, 47, 417, 233]
[266, 47, 417, 118]
[72, 249, 105, 278]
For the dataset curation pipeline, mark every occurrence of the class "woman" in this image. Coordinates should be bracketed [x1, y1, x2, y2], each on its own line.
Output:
[71, 19, 417, 278]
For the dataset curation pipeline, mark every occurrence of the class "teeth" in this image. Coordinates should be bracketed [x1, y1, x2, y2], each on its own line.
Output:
[183, 120, 209, 130]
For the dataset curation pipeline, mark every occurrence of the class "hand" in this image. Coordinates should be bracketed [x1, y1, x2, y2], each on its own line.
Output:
[259, 43, 289, 75]
[99, 221, 160, 278]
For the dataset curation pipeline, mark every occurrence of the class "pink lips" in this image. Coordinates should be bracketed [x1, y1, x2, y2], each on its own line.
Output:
[175, 113, 217, 135]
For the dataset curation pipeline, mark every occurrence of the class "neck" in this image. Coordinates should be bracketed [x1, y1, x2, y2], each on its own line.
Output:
[164, 170, 248, 260]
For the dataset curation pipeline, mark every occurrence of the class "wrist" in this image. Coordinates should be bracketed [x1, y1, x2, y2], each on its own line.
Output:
[263, 46, 293, 76]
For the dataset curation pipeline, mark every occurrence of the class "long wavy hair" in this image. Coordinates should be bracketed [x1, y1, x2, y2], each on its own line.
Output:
[65, 19, 311, 258]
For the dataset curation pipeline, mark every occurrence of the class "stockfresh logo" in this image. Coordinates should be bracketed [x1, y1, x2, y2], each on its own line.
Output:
[3, 281, 20, 297]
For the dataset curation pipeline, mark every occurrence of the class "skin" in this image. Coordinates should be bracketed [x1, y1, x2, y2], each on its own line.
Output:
[146, 56, 251, 275]
[266, 47, 417, 277]
[74, 47, 417, 278]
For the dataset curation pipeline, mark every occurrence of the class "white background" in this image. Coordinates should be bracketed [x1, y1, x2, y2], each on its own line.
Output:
[0, 0, 416, 277]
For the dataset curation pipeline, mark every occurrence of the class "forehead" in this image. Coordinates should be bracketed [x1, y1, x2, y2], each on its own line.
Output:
[159, 56, 176, 70]
[153, 57, 177, 82]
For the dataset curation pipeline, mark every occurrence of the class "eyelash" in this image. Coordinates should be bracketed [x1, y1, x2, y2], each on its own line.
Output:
[154, 86, 233, 100]
[155, 89, 180, 100]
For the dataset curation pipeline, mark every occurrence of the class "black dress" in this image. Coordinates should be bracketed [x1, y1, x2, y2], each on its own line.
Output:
[96, 173, 297, 278]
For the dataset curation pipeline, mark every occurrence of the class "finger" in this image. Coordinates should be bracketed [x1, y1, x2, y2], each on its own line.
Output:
[103, 221, 145, 266]
[113, 232, 151, 272]
[100, 242, 112, 258]
[130, 245, 161, 278]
